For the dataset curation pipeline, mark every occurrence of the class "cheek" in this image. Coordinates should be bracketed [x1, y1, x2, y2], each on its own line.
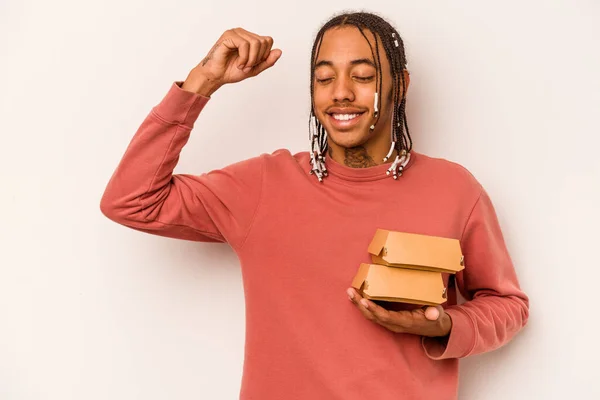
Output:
[313, 87, 327, 107]
[358, 87, 376, 104]
[312, 88, 329, 120]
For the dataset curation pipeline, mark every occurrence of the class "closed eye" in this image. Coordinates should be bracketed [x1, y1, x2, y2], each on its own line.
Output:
[316, 77, 333, 84]
[315, 76, 374, 84]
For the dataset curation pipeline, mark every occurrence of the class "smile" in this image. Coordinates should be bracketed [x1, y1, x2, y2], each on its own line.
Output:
[327, 112, 365, 129]
[332, 113, 361, 121]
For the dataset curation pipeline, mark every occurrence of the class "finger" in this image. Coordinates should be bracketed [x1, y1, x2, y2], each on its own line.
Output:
[363, 299, 415, 330]
[358, 297, 410, 333]
[235, 29, 272, 64]
[349, 289, 380, 315]
[347, 287, 364, 305]
[222, 32, 250, 70]
[245, 32, 270, 65]
[348, 289, 411, 333]
[218, 30, 250, 69]
[347, 288, 377, 321]
[258, 36, 274, 65]
[356, 302, 376, 322]
[424, 306, 443, 321]
[234, 29, 262, 71]
[360, 298, 395, 325]
[250, 49, 282, 75]
[347, 287, 356, 302]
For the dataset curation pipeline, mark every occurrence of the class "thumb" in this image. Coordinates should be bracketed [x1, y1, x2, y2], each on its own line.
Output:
[250, 49, 282, 76]
[424, 306, 444, 321]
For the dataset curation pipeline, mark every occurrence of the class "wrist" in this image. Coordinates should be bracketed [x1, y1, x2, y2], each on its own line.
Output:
[181, 68, 221, 97]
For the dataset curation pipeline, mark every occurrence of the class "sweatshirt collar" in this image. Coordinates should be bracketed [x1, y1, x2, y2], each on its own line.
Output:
[323, 151, 418, 182]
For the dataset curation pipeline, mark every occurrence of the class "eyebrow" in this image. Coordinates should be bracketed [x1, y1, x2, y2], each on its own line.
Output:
[314, 58, 377, 69]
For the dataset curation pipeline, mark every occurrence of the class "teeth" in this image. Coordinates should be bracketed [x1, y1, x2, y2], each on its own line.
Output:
[332, 113, 359, 121]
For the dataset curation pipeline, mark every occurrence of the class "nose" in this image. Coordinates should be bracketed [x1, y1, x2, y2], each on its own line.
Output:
[332, 76, 355, 103]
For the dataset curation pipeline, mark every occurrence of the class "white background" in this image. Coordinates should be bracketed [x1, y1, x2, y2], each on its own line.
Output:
[1, 0, 599, 399]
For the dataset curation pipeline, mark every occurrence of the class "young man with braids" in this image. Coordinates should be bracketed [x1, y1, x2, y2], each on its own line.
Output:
[101, 12, 529, 400]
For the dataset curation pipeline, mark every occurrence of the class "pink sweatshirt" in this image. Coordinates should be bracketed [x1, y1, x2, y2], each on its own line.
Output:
[100, 82, 529, 400]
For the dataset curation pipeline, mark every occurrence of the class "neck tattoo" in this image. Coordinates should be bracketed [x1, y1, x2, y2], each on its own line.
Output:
[344, 147, 377, 168]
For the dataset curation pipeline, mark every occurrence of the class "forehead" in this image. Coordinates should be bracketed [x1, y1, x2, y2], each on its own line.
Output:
[316, 26, 379, 64]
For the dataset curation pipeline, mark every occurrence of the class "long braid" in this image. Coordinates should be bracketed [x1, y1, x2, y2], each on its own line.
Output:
[308, 12, 413, 181]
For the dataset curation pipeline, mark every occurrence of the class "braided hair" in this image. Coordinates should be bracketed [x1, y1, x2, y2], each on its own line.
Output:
[308, 12, 413, 181]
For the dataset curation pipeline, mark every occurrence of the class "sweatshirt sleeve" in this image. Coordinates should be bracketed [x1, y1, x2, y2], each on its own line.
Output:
[99, 82, 264, 250]
[422, 187, 530, 359]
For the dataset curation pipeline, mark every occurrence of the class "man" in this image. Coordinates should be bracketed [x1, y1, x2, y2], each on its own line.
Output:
[101, 12, 529, 400]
